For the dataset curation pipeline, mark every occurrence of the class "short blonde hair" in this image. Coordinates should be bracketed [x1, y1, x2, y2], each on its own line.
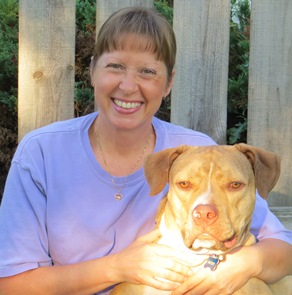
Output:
[91, 6, 176, 80]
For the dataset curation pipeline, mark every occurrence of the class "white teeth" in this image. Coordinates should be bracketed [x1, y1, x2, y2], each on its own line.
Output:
[114, 99, 141, 109]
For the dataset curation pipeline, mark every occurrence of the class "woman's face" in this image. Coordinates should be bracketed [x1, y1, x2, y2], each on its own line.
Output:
[91, 44, 174, 131]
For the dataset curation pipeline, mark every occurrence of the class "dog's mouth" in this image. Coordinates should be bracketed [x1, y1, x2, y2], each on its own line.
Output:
[222, 234, 238, 249]
[189, 220, 252, 252]
[191, 233, 238, 251]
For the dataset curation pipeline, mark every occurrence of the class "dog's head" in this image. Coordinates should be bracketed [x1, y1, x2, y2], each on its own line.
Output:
[144, 144, 280, 252]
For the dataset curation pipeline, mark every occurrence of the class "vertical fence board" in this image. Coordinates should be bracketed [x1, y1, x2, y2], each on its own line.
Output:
[96, 0, 153, 34]
[248, 0, 292, 207]
[171, 0, 230, 144]
[18, 0, 75, 141]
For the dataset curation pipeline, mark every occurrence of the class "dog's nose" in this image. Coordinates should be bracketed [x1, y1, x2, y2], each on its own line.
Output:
[193, 204, 218, 226]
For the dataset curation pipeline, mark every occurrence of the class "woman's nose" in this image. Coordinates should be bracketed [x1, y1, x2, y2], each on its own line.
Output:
[119, 70, 138, 94]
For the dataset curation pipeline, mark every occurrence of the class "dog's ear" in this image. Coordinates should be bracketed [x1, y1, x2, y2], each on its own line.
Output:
[144, 145, 190, 196]
[234, 143, 281, 199]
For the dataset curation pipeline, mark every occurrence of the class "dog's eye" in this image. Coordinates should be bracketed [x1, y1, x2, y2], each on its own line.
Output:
[228, 181, 242, 190]
[178, 181, 191, 189]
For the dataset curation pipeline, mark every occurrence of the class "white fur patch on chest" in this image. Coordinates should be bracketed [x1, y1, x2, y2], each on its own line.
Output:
[157, 214, 189, 250]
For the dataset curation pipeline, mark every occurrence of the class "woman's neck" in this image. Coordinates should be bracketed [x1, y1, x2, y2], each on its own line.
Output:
[89, 116, 156, 176]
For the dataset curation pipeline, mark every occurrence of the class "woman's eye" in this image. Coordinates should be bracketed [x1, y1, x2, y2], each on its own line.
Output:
[139, 68, 157, 77]
[107, 63, 124, 70]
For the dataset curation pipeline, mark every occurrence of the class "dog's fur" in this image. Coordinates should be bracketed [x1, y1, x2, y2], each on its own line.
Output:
[111, 144, 292, 294]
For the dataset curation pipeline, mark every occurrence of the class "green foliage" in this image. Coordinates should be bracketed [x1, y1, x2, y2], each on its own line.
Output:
[76, 0, 97, 33]
[0, 0, 19, 201]
[0, 89, 17, 113]
[74, 81, 95, 117]
[0, 0, 18, 115]
[154, 0, 173, 122]
[154, 0, 173, 25]
[227, 117, 247, 144]
[75, 0, 96, 116]
[227, 0, 250, 144]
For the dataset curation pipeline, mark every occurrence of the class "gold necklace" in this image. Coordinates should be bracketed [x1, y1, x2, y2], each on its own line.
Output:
[95, 126, 152, 201]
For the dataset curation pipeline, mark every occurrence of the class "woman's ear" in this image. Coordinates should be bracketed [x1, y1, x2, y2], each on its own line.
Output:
[164, 69, 175, 97]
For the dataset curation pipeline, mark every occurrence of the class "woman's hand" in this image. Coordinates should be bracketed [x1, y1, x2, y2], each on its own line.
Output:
[171, 245, 255, 295]
[171, 238, 292, 295]
[109, 229, 206, 291]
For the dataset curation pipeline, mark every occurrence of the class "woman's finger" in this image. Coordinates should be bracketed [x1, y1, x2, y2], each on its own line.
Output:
[152, 244, 209, 268]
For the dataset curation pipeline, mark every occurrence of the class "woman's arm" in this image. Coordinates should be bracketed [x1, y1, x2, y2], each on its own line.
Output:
[251, 238, 292, 283]
[0, 230, 195, 295]
[0, 257, 115, 295]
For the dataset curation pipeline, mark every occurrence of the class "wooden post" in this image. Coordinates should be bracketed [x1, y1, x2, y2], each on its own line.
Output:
[248, 0, 292, 207]
[18, 0, 75, 141]
[171, 0, 230, 144]
[96, 0, 153, 34]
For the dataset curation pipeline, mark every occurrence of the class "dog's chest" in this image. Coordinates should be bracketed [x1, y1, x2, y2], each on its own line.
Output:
[157, 213, 190, 251]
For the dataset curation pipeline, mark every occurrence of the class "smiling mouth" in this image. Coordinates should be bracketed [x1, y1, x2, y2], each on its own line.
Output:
[114, 99, 142, 109]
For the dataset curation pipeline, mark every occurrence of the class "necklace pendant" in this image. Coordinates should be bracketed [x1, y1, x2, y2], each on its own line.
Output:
[114, 193, 123, 201]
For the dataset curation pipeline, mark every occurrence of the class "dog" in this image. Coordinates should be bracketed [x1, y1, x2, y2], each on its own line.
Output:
[111, 144, 292, 294]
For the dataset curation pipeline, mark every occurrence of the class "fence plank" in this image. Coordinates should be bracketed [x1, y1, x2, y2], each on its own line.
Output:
[248, 0, 292, 207]
[18, 0, 75, 141]
[96, 0, 153, 34]
[171, 0, 230, 144]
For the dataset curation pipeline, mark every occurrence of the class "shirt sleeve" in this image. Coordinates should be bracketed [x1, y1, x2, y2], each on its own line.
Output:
[251, 192, 292, 244]
[0, 161, 52, 277]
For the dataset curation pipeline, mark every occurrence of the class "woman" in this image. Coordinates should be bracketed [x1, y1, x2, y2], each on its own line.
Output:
[0, 6, 291, 295]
